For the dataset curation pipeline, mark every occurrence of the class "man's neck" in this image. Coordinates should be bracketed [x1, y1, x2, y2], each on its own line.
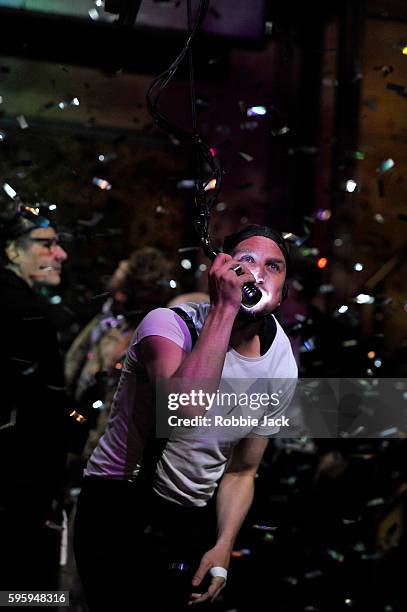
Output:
[230, 318, 263, 357]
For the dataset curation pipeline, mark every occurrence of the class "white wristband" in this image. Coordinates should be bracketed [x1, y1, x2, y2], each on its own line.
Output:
[209, 566, 228, 582]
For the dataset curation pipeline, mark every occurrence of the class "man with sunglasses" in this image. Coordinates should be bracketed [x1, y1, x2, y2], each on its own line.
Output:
[0, 203, 70, 592]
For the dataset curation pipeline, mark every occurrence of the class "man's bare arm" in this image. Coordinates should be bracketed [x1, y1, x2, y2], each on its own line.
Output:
[189, 436, 269, 605]
[137, 253, 256, 416]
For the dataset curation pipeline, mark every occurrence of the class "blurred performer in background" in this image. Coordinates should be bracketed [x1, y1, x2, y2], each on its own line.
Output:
[0, 202, 71, 590]
[65, 247, 174, 457]
[74, 225, 297, 611]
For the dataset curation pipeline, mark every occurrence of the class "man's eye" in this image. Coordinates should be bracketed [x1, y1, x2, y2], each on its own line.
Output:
[267, 262, 281, 271]
[239, 255, 254, 263]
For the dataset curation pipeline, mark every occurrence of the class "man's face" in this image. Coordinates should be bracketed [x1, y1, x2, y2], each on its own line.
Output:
[15, 227, 68, 286]
[231, 235, 286, 318]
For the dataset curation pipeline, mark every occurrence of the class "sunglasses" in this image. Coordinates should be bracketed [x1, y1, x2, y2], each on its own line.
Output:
[29, 236, 62, 250]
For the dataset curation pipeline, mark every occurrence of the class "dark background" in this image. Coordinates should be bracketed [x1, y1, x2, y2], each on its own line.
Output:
[0, 2, 407, 610]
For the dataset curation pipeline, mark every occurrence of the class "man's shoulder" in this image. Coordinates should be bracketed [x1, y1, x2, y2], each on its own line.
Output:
[270, 315, 298, 375]
[169, 302, 210, 332]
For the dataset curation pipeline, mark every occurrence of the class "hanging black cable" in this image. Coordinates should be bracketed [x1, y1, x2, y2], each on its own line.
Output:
[146, 0, 261, 307]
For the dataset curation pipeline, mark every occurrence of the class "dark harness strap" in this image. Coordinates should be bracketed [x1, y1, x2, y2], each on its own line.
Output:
[170, 307, 198, 349]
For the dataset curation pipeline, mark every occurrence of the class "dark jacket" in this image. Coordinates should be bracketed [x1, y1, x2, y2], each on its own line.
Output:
[0, 267, 69, 507]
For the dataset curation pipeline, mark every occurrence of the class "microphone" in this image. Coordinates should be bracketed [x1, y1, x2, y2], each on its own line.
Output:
[229, 263, 262, 307]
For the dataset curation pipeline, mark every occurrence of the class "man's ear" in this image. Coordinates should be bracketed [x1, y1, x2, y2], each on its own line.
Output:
[5, 241, 20, 263]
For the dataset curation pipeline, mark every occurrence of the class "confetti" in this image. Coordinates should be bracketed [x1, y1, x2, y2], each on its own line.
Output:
[283, 232, 310, 247]
[98, 152, 118, 163]
[378, 426, 398, 437]
[22, 364, 38, 376]
[262, 533, 274, 542]
[238, 151, 254, 162]
[345, 179, 357, 193]
[374, 213, 384, 223]
[354, 263, 364, 271]
[298, 145, 318, 154]
[322, 77, 339, 87]
[180, 259, 192, 270]
[240, 120, 259, 130]
[355, 293, 374, 304]
[304, 570, 323, 580]
[247, 105, 266, 117]
[280, 476, 297, 485]
[319, 284, 334, 293]
[69, 410, 87, 424]
[178, 246, 200, 253]
[300, 247, 319, 256]
[271, 126, 290, 136]
[265, 21, 273, 35]
[303, 338, 316, 352]
[283, 576, 299, 586]
[373, 65, 393, 77]
[0, 130, 6, 142]
[88, 8, 100, 19]
[231, 548, 251, 557]
[16, 115, 29, 129]
[177, 179, 195, 189]
[386, 82, 407, 98]
[58, 97, 80, 109]
[215, 201, 227, 211]
[327, 549, 344, 562]
[92, 177, 112, 191]
[366, 497, 385, 507]
[316, 209, 331, 221]
[342, 516, 361, 524]
[361, 552, 382, 560]
[3, 183, 17, 199]
[204, 178, 217, 191]
[378, 158, 395, 173]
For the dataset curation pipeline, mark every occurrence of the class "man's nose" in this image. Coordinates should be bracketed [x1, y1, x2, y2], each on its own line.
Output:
[53, 245, 68, 261]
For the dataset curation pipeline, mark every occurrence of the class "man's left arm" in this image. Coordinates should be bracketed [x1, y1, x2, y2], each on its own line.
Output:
[189, 436, 268, 605]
